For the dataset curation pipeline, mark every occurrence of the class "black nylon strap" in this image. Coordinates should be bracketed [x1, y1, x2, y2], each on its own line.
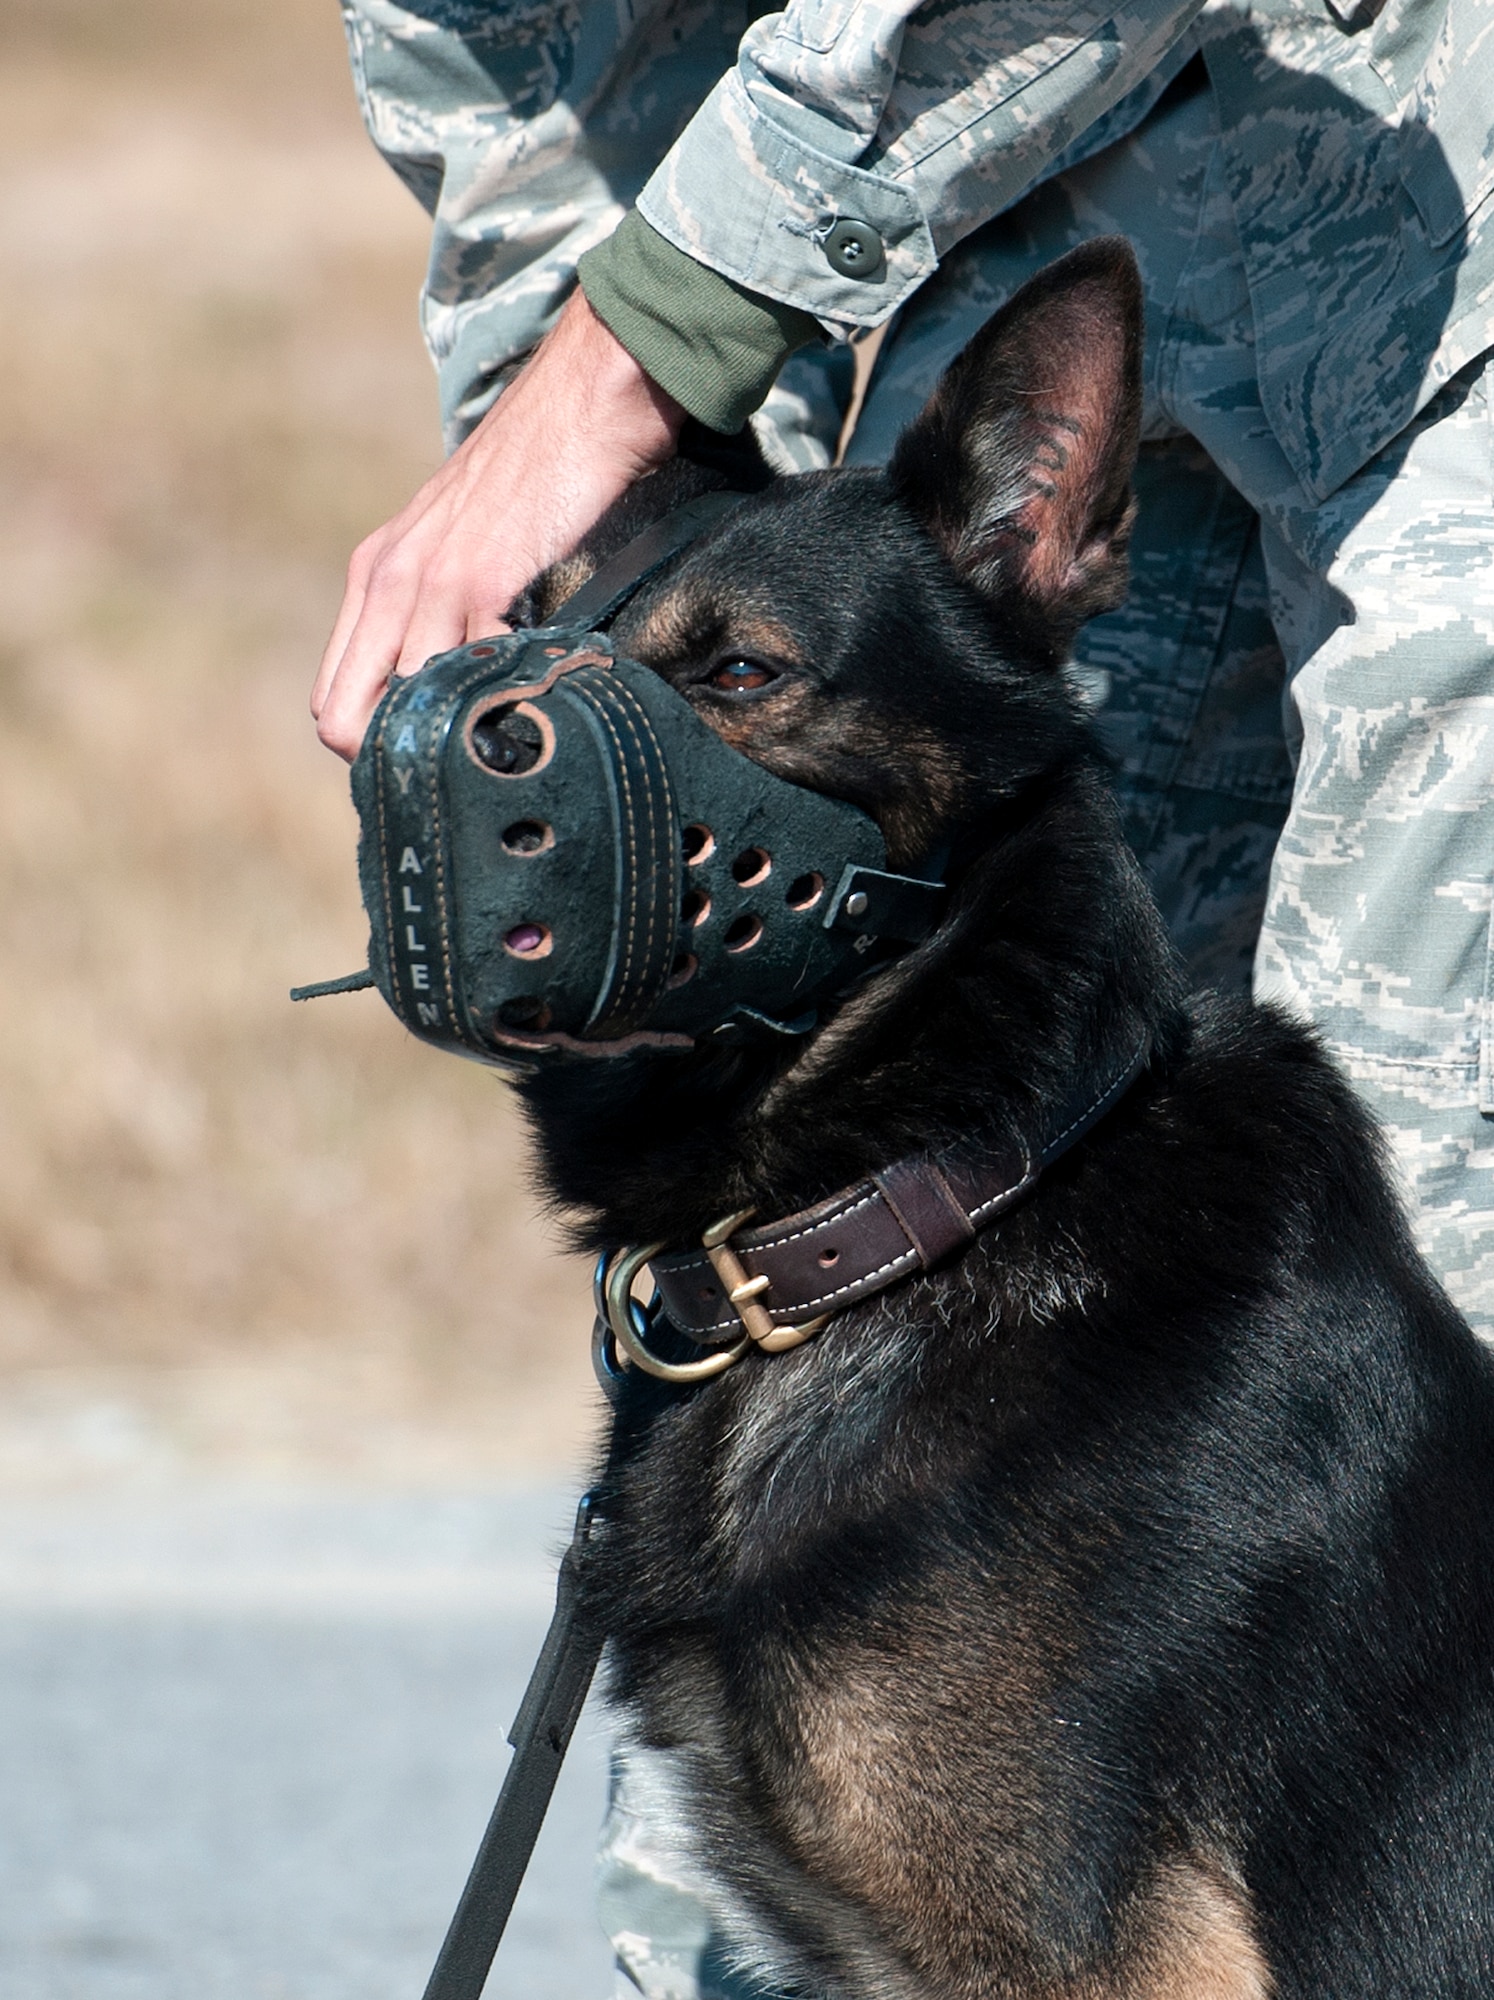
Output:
[1035, 1035, 1151, 1170]
[419, 1491, 606, 2000]
[554, 490, 746, 630]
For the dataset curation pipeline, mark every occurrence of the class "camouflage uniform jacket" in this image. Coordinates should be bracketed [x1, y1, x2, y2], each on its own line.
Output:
[342, 0, 1494, 500]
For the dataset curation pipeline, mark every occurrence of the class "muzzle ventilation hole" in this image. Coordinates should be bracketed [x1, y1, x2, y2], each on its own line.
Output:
[502, 819, 552, 856]
[681, 887, 711, 927]
[668, 952, 697, 988]
[724, 913, 762, 953]
[471, 704, 548, 776]
[785, 872, 823, 911]
[503, 924, 552, 959]
[496, 996, 552, 1033]
[730, 846, 771, 886]
[682, 824, 715, 864]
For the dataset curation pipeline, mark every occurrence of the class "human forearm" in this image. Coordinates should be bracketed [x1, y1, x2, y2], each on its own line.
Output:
[338, 0, 763, 449]
[316, 0, 1207, 767]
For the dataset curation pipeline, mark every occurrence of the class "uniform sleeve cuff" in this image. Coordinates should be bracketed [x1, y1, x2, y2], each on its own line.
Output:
[637, 67, 937, 330]
[577, 211, 821, 434]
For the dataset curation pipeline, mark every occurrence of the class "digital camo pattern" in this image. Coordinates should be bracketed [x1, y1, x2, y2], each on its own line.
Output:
[1199, 0, 1494, 500]
[1079, 441, 1294, 999]
[848, 61, 1301, 1001]
[599, 1746, 784, 2000]
[642, 0, 1494, 495]
[339, 0, 776, 447]
[750, 339, 855, 474]
[336, 0, 1185, 448]
[637, 0, 1200, 326]
[344, 0, 1494, 491]
[851, 66, 1494, 1337]
[1255, 365, 1494, 1335]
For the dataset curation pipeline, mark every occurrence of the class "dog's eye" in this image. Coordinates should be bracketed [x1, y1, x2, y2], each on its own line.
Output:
[703, 658, 778, 695]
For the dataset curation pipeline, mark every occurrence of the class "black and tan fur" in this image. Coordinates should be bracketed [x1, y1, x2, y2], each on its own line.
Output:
[506, 241, 1494, 1995]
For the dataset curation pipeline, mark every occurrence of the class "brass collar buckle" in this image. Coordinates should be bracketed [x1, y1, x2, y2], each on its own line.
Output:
[597, 1208, 831, 1385]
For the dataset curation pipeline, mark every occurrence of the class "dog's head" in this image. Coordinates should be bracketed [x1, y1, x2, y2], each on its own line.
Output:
[343, 239, 1163, 1239]
[582, 237, 1143, 873]
[496, 238, 1170, 1238]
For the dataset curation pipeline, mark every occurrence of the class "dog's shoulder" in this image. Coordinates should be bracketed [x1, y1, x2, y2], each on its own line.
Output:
[1078, 991, 1459, 1305]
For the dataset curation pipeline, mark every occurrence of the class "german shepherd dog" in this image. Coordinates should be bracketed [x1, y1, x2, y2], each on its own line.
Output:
[511, 242, 1494, 1994]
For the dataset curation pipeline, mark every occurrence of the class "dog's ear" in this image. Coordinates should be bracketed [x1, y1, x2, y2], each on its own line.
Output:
[887, 237, 1142, 655]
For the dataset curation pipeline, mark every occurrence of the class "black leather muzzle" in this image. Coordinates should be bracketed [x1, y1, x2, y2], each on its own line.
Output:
[351, 631, 943, 1065]
[341, 499, 944, 1067]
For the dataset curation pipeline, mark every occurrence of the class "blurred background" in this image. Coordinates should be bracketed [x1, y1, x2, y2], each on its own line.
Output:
[1, 0, 599, 1484]
[1, 4, 614, 1992]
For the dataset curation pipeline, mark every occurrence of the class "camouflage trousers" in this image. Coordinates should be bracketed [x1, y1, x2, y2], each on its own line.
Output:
[843, 65, 1494, 1340]
[598, 66, 1494, 2000]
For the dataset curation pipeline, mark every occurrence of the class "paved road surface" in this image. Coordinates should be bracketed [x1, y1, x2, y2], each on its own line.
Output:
[0, 1485, 617, 2000]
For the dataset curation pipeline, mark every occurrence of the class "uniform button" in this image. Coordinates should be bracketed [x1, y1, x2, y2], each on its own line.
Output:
[823, 219, 884, 280]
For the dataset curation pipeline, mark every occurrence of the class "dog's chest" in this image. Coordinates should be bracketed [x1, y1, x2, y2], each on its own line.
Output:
[608, 1304, 939, 1620]
[593, 1309, 1132, 1993]
[602, 1298, 1079, 1774]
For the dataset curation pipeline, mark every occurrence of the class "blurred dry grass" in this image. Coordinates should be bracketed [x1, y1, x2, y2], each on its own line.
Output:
[0, 0, 599, 1481]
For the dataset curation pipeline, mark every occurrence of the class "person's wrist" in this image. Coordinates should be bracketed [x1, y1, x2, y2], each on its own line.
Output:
[544, 290, 686, 471]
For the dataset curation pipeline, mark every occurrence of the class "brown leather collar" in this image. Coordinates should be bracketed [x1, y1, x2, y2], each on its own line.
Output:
[650, 1038, 1150, 1344]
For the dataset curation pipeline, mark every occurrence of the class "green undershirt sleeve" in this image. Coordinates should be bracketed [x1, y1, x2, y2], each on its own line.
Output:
[578, 210, 822, 434]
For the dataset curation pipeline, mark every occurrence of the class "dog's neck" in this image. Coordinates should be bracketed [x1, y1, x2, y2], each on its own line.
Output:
[517, 754, 1186, 1254]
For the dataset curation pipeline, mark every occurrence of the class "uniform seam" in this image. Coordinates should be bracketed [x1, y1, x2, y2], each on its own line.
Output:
[1335, 1051, 1479, 1076]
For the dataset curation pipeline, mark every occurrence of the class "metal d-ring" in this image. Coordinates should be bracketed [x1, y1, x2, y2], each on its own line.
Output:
[603, 1241, 751, 1383]
[590, 1260, 629, 1403]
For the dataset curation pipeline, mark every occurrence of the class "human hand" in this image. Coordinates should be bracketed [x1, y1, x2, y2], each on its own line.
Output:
[312, 290, 685, 760]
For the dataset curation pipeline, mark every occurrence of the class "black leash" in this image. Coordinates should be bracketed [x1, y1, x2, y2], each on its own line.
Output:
[419, 1485, 608, 2000]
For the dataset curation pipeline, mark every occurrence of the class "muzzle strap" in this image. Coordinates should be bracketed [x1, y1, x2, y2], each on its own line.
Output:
[553, 491, 747, 629]
[337, 492, 942, 1062]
